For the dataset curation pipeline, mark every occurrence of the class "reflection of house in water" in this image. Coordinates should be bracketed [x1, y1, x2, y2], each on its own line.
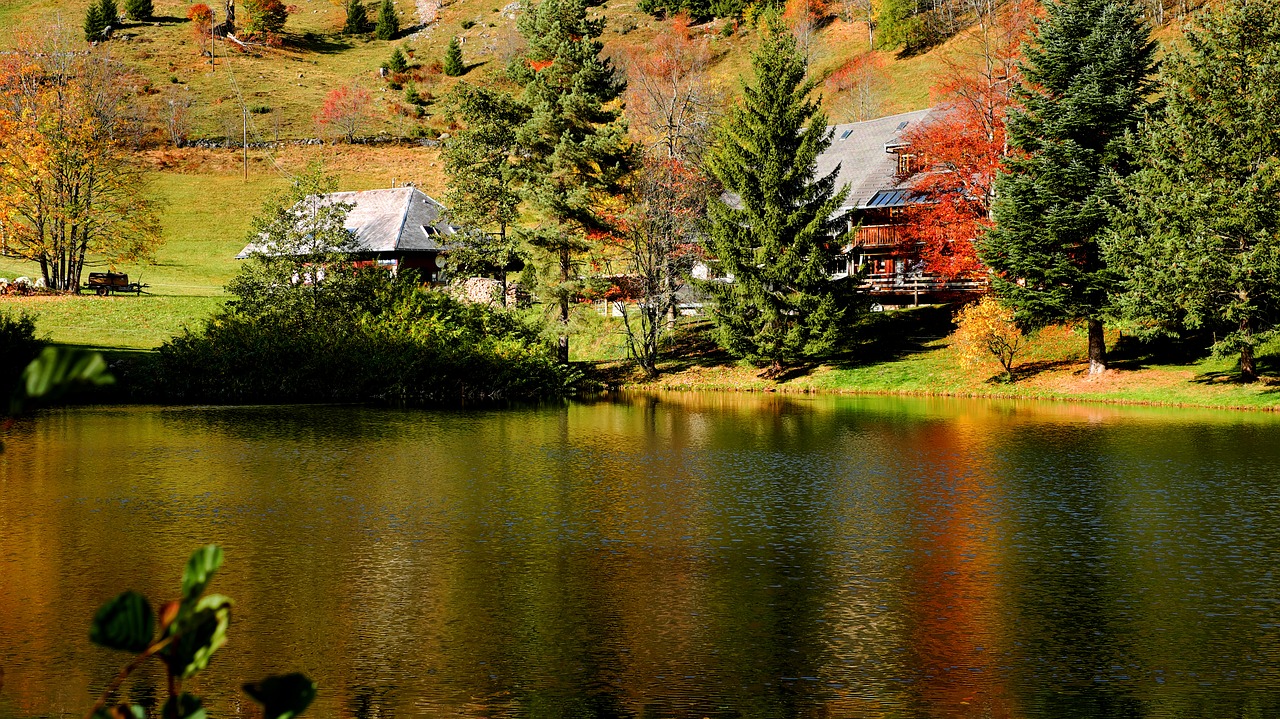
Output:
[816, 109, 988, 308]
[235, 187, 458, 282]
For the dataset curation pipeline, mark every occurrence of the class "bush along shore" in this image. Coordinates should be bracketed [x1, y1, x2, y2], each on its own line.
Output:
[124, 166, 574, 406]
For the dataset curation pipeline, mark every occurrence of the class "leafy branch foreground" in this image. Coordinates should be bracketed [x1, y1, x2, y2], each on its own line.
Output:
[85, 545, 315, 719]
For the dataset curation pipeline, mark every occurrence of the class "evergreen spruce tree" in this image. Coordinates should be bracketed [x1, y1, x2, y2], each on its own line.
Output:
[124, 0, 153, 21]
[385, 46, 408, 73]
[374, 0, 399, 40]
[1103, 0, 1280, 382]
[703, 17, 856, 372]
[99, 0, 120, 26]
[443, 84, 529, 300]
[84, 3, 107, 41]
[978, 0, 1155, 375]
[508, 0, 633, 363]
[343, 0, 369, 34]
[443, 36, 465, 76]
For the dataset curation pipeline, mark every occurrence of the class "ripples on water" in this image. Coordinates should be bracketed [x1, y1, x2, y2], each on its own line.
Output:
[1, 394, 1279, 718]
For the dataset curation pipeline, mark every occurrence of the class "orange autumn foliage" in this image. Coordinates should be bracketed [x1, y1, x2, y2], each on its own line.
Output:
[897, 0, 1038, 280]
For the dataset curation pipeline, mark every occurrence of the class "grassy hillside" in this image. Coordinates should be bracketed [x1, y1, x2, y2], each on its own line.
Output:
[0, 0, 950, 141]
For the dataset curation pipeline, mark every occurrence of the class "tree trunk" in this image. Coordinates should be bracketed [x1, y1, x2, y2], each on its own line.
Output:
[558, 245, 570, 364]
[1240, 318, 1257, 383]
[1087, 318, 1107, 376]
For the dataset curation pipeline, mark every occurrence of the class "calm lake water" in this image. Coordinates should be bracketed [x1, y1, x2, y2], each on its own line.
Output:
[2, 394, 1280, 718]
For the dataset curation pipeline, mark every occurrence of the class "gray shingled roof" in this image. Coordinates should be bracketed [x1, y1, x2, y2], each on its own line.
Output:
[236, 187, 457, 259]
[815, 108, 938, 211]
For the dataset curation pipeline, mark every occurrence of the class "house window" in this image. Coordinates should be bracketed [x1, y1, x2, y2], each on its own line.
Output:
[897, 152, 914, 175]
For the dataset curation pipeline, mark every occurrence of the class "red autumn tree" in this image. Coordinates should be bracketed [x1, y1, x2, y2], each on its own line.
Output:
[896, 0, 1038, 279]
[825, 51, 885, 122]
[242, 0, 289, 42]
[189, 3, 213, 54]
[315, 85, 373, 142]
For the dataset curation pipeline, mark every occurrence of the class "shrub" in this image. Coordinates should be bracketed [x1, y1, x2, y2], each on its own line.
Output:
[0, 311, 46, 401]
[152, 276, 570, 404]
[404, 82, 425, 105]
[374, 0, 399, 40]
[125, 0, 153, 20]
[460, 18, 475, 28]
[242, 0, 289, 37]
[343, 0, 369, 33]
[443, 36, 464, 76]
[952, 297, 1030, 381]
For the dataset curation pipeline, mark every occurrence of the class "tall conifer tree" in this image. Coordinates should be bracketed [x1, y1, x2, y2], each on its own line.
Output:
[508, 0, 632, 363]
[702, 17, 857, 372]
[979, 0, 1155, 375]
[374, 0, 399, 40]
[443, 36, 465, 76]
[343, 0, 369, 34]
[443, 84, 528, 298]
[1104, 0, 1280, 382]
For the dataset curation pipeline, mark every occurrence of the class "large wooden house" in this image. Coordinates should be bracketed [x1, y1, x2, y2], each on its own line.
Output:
[816, 109, 987, 307]
[236, 187, 458, 282]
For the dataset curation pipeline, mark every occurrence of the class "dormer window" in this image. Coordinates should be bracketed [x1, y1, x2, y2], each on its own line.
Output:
[897, 152, 915, 175]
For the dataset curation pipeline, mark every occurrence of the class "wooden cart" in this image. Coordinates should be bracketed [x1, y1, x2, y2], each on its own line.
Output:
[85, 272, 147, 296]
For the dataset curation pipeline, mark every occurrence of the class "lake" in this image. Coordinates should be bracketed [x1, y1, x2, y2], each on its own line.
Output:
[1, 394, 1279, 718]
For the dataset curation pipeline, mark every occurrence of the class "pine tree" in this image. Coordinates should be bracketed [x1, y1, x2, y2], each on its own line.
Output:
[343, 0, 369, 34]
[702, 16, 858, 372]
[124, 0, 153, 21]
[374, 0, 399, 40]
[978, 0, 1155, 375]
[385, 46, 408, 73]
[508, 0, 633, 363]
[84, 3, 107, 41]
[443, 36, 465, 76]
[99, 0, 120, 26]
[1103, 0, 1280, 382]
[443, 84, 529, 300]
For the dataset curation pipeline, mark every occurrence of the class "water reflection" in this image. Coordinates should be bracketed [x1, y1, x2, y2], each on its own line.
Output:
[1, 395, 1280, 718]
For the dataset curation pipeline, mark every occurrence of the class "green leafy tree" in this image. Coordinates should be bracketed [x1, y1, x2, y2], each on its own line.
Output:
[443, 36, 465, 76]
[385, 45, 408, 73]
[443, 84, 528, 299]
[1103, 0, 1280, 382]
[876, 0, 918, 49]
[228, 163, 363, 320]
[507, 0, 634, 363]
[702, 16, 858, 373]
[979, 0, 1155, 375]
[124, 0, 153, 21]
[343, 0, 369, 34]
[243, 0, 289, 37]
[82, 545, 316, 719]
[374, 0, 400, 40]
[85, 3, 107, 40]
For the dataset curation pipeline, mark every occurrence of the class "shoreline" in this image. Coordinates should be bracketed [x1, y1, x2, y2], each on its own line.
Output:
[616, 381, 1280, 413]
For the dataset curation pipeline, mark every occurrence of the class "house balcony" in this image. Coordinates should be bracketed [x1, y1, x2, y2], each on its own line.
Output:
[855, 224, 900, 248]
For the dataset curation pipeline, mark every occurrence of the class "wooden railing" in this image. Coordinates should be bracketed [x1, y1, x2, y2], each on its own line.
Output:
[855, 224, 900, 248]
[862, 274, 989, 293]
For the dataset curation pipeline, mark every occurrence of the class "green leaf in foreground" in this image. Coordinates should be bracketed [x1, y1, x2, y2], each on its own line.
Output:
[162, 693, 208, 719]
[165, 594, 232, 679]
[181, 544, 224, 602]
[243, 673, 318, 719]
[18, 346, 114, 404]
[89, 591, 154, 653]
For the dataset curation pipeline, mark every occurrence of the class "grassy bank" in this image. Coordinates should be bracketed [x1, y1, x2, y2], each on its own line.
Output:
[601, 311, 1280, 411]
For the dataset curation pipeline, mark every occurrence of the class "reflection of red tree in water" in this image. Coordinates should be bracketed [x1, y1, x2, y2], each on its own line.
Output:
[902, 422, 1017, 718]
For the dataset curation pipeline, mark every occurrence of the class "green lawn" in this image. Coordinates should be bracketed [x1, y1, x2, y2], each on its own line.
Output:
[613, 316, 1280, 411]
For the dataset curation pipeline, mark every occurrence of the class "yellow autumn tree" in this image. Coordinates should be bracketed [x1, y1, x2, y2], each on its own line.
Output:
[0, 32, 162, 292]
[952, 296, 1029, 381]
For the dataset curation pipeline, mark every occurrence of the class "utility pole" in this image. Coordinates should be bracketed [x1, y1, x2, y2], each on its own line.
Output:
[210, 8, 216, 71]
[242, 106, 249, 182]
